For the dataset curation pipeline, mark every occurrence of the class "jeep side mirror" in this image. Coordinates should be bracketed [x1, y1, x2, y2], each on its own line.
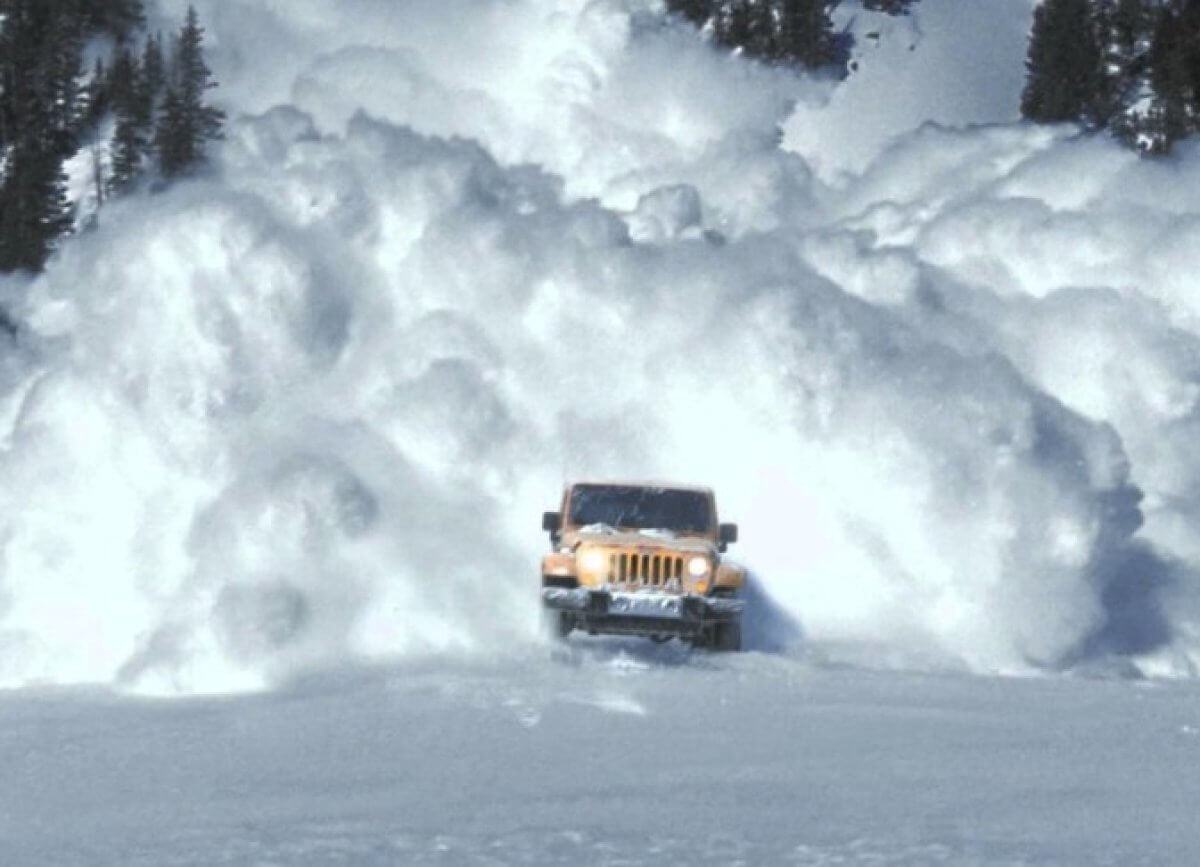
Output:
[719, 523, 738, 551]
[542, 511, 562, 533]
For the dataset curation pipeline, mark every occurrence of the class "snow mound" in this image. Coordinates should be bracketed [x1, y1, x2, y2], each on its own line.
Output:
[1, 0, 1199, 692]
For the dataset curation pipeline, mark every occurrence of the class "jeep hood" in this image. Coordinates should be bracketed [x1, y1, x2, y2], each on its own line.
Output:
[563, 527, 717, 556]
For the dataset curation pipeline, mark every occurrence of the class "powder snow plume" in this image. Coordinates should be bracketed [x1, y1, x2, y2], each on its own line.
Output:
[1, 0, 1199, 693]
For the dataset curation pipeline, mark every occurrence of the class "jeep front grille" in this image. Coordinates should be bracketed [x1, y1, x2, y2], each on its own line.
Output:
[608, 552, 684, 588]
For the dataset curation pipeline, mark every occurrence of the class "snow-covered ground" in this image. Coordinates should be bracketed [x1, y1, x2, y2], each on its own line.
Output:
[6, 647, 1200, 865]
[6, 0, 1200, 860]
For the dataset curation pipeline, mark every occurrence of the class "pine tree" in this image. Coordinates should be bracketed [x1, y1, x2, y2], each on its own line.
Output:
[714, 2, 756, 54]
[108, 49, 145, 192]
[1021, 0, 1104, 125]
[154, 83, 188, 177]
[777, 0, 840, 68]
[0, 0, 85, 272]
[0, 0, 159, 269]
[38, 14, 87, 156]
[0, 1, 48, 151]
[1141, 2, 1194, 152]
[78, 0, 146, 41]
[109, 104, 144, 194]
[708, 0, 841, 69]
[749, 1, 779, 61]
[108, 47, 140, 113]
[1095, 0, 1154, 135]
[666, 0, 713, 26]
[84, 56, 109, 126]
[136, 31, 165, 130]
[1111, 0, 1153, 54]
[0, 5, 88, 158]
[1181, 0, 1200, 119]
[715, 1, 776, 59]
[0, 142, 73, 272]
[156, 6, 225, 178]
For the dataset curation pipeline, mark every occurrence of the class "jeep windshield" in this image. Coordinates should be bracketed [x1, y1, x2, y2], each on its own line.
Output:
[567, 485, 712, 534]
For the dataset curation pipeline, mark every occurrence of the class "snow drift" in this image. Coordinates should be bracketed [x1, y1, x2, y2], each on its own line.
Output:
[2, 0, 1199, 692]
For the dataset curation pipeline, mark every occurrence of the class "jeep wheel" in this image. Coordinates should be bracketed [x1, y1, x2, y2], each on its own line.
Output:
[542, 609, 572, 641]
[712, 619, 742, 652]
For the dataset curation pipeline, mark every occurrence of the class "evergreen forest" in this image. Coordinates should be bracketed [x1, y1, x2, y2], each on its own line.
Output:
[664, 0, 850, 69]
[1021, 0, 1200, 154]
[0, 0, 224, 274]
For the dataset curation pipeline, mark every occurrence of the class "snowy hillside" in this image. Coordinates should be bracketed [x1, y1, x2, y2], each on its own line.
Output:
[2, 0, 1200, 693]
[789, 0, 1037, 177]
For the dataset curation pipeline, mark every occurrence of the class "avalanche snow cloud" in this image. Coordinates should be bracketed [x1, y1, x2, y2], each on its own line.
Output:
[1, 0, 1198, 692]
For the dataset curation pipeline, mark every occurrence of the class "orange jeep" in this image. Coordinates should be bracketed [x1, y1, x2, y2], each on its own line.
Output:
[540, 482, 744, 650]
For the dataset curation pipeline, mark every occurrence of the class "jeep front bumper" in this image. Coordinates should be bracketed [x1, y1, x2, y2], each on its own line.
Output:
[542, 587, 743, 639]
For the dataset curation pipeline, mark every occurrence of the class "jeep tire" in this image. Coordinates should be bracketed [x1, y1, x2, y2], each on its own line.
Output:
[712, 619, 742, 652]
[542, 609, 572, 640]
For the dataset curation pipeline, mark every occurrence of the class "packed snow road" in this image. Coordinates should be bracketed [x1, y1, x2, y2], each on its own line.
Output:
[3, 644, 1200, 866]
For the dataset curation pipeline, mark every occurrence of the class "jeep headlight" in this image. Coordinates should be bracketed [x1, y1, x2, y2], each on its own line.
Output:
[687, 556, 711, 577]
[579, 549, 607, 574]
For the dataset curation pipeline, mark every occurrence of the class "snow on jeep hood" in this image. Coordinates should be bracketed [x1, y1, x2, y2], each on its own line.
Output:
[0, 0, 1198, 692]
[571, 529, 716, 556]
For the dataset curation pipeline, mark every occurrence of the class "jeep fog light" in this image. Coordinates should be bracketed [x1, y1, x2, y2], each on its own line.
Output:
[580, 549, 607, 573]
[687, 556, 710, 577]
